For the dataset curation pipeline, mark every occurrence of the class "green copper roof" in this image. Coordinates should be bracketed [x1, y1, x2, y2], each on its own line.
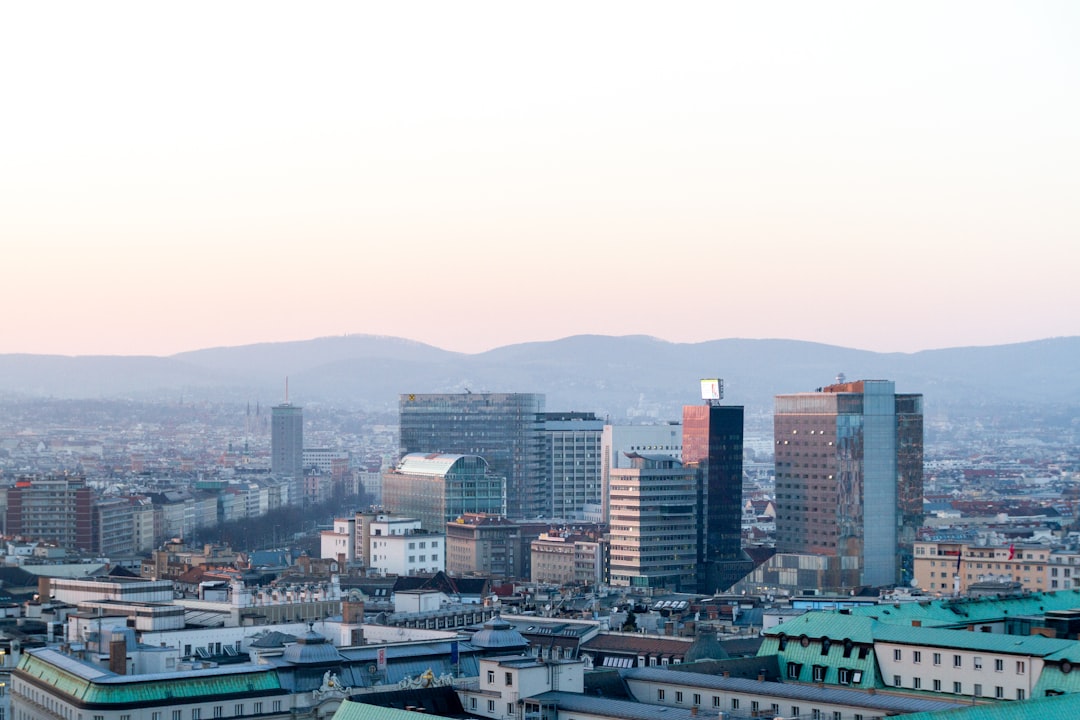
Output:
[874, 624, 1079, 656]
[18, 649, 284, 706]
[900, 692, 1080, 720]
[847, 590, 1080, 627]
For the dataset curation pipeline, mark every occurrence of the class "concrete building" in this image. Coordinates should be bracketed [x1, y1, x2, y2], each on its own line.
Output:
[321, 517, 357, 564]
[383, 453, 505, 533]
[367, 516, 445, 576]
[445, 513, 522, 580]
[608, 454, 697, 591]
[5, 476, 95, 552]
[600, 424, 683, 522]
[914, 536, 1058, 595]
[271, 402, 303, 480]
[772, 379, 924, 590]
[543, 413, 604, 521]
[303, 448, 350, 476]
[529, 533, 605, 587]
[398, 393, 546, 519]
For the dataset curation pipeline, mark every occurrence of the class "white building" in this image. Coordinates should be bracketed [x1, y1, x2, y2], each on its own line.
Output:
[600, 424, 682, 521]
[321, 517, 357, 563]
[368, 516, 445, 576]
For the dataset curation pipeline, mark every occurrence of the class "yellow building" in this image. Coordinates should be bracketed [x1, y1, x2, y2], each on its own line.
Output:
[914, 539, 1052, 595]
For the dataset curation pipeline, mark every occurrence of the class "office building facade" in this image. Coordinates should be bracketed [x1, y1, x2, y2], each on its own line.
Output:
[543, 413, 604, 520]
[599, 423, 683, 522]
[399, 393, 546, 519]
[382, 453, 506, 532]
[773, 379, 923, 589]
[683, 403, 753, 593]
[608, 454, 697, 591]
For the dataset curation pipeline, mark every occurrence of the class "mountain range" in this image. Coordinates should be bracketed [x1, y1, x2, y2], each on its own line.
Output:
[1, 335, 1077, 423]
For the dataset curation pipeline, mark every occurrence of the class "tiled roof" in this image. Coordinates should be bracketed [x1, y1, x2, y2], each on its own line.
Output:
[581, 634, 692, 656]
[621, 667, 969, 714]
[529, 691, 702, 720]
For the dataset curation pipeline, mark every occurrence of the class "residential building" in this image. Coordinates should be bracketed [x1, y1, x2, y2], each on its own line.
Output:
[383, 453, 506, 532]
[303, 448, 350, 476]
[608, 454, 697, 591]
[530, 532, 605, 587]
[914, 536, 1055, 595]
[445, 513, 521, 580]
[321, 517, 357, 564]
[367, 516, 445, 576]
[398, 393, 546, 519]
[5, 476, 95, 552]
[772, 379, 923, 590]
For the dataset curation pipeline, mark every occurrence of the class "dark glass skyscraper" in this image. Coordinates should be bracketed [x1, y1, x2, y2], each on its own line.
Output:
[399, 393, 546, 519]
[774, 380, 923, 589]
[683, 403, 752, 592]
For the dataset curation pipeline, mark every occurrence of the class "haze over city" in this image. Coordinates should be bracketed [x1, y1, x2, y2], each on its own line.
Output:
[3, 2, 1078, 357]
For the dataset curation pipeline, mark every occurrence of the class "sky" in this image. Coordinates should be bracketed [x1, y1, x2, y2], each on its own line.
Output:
[2, 2, 1078, 357]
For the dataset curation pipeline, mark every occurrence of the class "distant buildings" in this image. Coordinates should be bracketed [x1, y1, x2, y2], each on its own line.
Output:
[382, 453, 506, 532]
[399, 392, 546, 519]
[767, 379, 924, 591]
[271, 402, 303, 479]
[608, 453, 697, 591]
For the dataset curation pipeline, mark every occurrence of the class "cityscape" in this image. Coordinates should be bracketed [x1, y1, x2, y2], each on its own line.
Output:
[0, 350, 1077, 720]
[3, 3, 1078, 720]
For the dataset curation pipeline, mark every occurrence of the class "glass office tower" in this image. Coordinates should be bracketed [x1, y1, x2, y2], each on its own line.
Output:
[774, 380, 923, 589]
[399, 393, 546, 519]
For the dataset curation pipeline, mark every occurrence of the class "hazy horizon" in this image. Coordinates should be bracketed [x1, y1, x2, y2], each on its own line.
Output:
[0, 330, 1075, 361]
[3, 2, 1078, 357]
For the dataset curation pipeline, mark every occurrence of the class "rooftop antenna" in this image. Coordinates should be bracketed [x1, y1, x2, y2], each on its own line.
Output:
[285, 377, 289, 404]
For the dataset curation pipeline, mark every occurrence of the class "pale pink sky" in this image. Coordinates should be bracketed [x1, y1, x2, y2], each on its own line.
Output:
[2, 2, 1078, 357]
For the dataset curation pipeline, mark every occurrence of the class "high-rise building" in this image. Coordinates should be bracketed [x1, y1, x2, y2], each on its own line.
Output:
[683, 401, 753, 593]
[543, 412, 604, 520]
[608, 453, 698, 591]
[382, 453, 506, 532]
[599, 423, 683, 522]
[5, 476, 95, 552]
[773, 379, 923, 589]
[399, 393, 546, 518]
[271, 402, 303, 481]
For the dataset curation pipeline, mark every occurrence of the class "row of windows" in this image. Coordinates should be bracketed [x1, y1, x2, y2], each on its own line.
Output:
[890, 676, 1024, 699]
[891, 649, 1024, 674]
[655, 689, 863, 720]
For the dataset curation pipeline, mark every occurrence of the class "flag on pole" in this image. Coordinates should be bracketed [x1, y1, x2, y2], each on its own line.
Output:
[955, 551, 962, 574]
[1008, 544, 1015, 560]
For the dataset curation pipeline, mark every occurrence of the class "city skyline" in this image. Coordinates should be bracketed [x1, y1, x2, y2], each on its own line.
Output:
[3, 3, 1078, 357]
